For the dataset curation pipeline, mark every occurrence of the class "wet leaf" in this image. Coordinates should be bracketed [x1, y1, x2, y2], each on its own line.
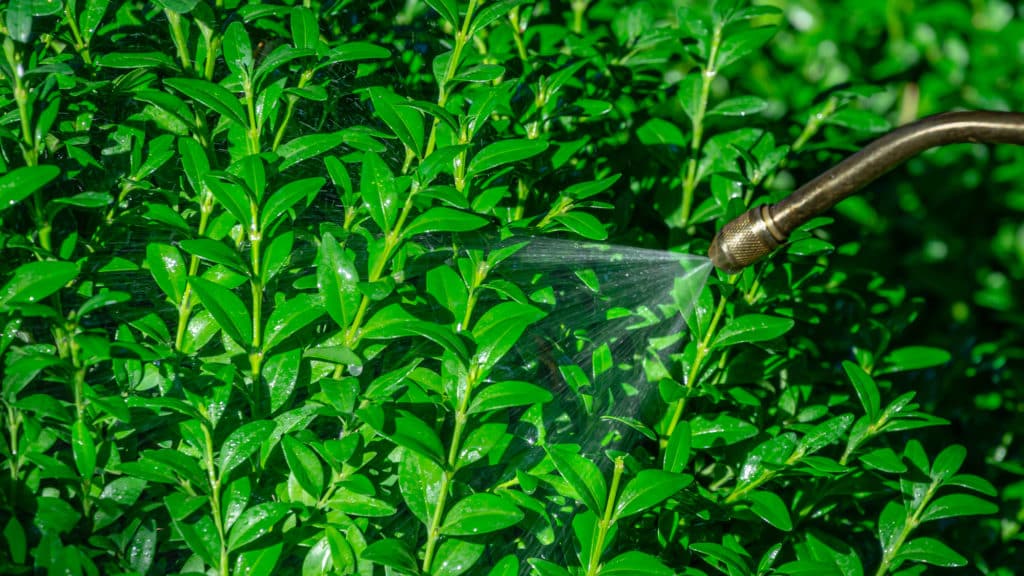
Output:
[441, 493, 524, 535]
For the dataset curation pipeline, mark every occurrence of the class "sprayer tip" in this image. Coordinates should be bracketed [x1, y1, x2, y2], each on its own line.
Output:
[708, 232, 741, 274]
[708, 206, 785, 274]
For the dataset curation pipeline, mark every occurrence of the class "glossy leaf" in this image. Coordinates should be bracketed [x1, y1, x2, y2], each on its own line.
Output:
[218, 420, 276, 481]
[712, 314, 795, 349]
[0, 261, 78, 308]
[746, 490, 793, 531]
[190, 277, 252, 348]
[614, 470, 691, 520]
[467, 139, 549, 177]
[0, 166, 60, 214]
[468, 381, 553, 414]
[441, 493, 524, 535]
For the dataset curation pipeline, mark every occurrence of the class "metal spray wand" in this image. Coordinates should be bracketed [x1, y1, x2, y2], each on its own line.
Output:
[708, 111, 1024, 273]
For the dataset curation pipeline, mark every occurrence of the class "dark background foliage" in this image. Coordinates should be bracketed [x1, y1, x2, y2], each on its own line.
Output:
[0, 0, 1022, 574]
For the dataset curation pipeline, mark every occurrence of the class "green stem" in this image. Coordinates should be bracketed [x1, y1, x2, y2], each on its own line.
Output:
[423, 0, 480, 159]
[663, 280, 731, 442]
[174, 197, 212, 351]
[421, 469, 452, 572]
[874, 483, 938, 576]
[586, 457, 624, 575]
[680, 25, 722, 226]
[272, 70, 313, 151]
[63, 3, 92, 65]
[166, 10, 192, 72]
[792, 97, 837, 152]
[508, 8, 530, 67]
[204, 424, 229, 576]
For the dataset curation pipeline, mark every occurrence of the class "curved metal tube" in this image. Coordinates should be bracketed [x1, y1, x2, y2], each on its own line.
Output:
[708, 111, 1024, 273]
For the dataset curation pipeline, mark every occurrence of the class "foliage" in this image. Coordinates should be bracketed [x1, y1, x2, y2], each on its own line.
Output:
[0, 0, 1021, 574]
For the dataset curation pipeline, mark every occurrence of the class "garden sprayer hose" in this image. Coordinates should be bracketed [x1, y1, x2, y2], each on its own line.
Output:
[708, 110, 1024, 273]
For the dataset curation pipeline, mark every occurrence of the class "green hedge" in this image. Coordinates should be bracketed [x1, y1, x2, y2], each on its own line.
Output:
[0, 0, 1021, 574]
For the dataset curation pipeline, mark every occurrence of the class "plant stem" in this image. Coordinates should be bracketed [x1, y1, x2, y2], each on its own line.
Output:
[166, 10, 192, 72]
[63, 3, 92, 66]
[680, 25, 722, 226]
[423, 0, 480, 159]
[203, 423, 229, 576]
[663, 277, 735, 445]
[874, 483, 939, 576]
[586, 457, 624, 576]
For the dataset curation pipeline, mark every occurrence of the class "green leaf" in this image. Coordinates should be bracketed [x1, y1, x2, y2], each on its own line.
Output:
[664, 421, 692, 473]
[564, 175, 621, 200]
[262, 178, 323, 229]
[709, 95, 767, 117]
[825, 108, 891, 133]
[234, 541, 283, 576]
[402, 207, 489, 238]
[716, 27, 776, 68]
[920, 493, 998, 522]
[529, 559, 573, 576]
[399, 448, 444, 526]
[712, 314, 795, 349]
[454, 64, 505, 83]
[746, 490, 793, 531]
[599, 551, 674, 576]
[859, 447, 907, 473]
[227, 503, 289, 551]
[361, 539, 418, 572]
[190, 277, 252, 348]
[470, 0, 532, 34]
[433, 538, 485, 576]
[218, 420, 275, 481]
[164, 78, 247, 126]
[205, 174, 252, 225]
[546, 445, 606, 515]
[467, 139, 549, 177]
[290, 6, 318, 50]
[930, 444, 966, 482]
[471, 301, 545, 373]
[146, 243, 187, 305]
[0, 166, 60, 214]
[361, 151, 398, 233]
[441, 493, 524, 535]
[71, 420, 97, 478]
[843, 361, 880, 420]
[945, 474, 997, 497]
[327, 486, 397, 517]
[468, 381, 553, 414]
[281, 435, 325, 499]
[423, 0, 458, 27]
[263, 294, 324, 351]
[223, 21, 253, 75]
[317, 233, 361, 329]
[877, 346, 951, 374]
[367, 86, 424, 158]
[614, 470, 690, 520]
[363, 304, 469, 360]
[0, 261, 78, 308]
[264, 348, 302, 413]
[3, 517, 27, 564]
[321, 42, 391, 66]
[278, 133, 347, 171]
[551, 212, 607, 241]
[456, 422, 507, 469]
[892, 537, 967, 567]
[180, 238, 248, 275]
[689, 542, 751, 575]
[690, 413, 758, 448]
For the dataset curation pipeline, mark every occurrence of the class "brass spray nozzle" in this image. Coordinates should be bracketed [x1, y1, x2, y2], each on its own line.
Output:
[709, 111, 1024, 273]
